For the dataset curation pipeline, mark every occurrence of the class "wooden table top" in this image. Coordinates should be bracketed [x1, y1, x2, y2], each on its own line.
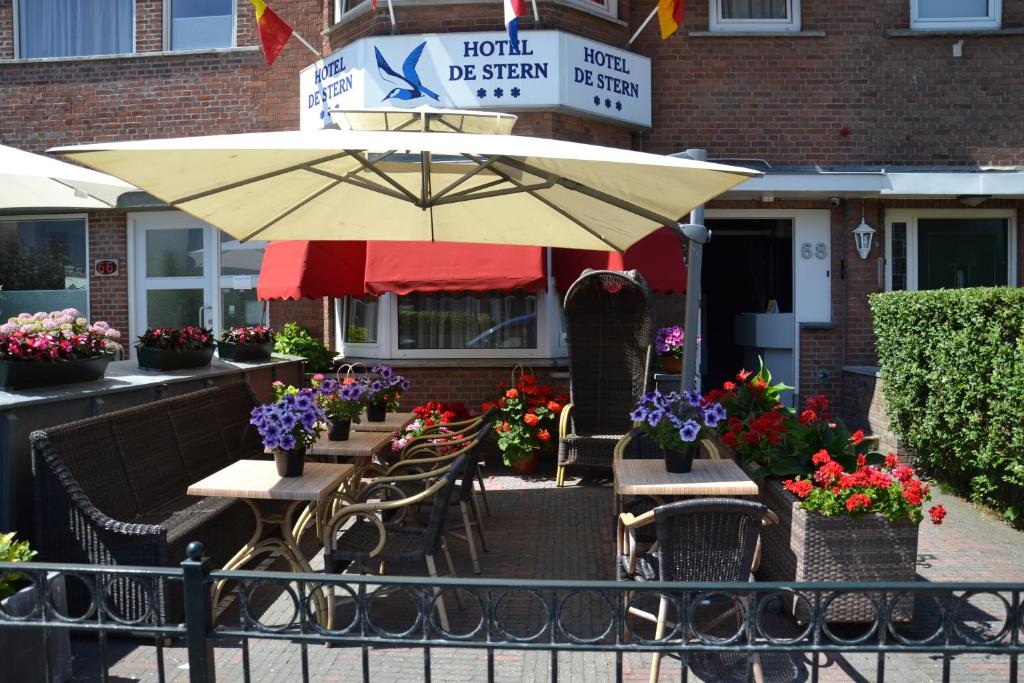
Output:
[613, 458, 758, 497]
[187, 460, 353, 501]
[307, 429, 393, 458]
[353, 412, 415, 433]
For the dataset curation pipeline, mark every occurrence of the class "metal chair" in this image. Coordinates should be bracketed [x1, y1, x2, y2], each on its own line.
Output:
[557, 269, 654, 486]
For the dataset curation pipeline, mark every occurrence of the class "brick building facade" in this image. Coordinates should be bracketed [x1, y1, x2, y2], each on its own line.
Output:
[2, 0, 1022, 425]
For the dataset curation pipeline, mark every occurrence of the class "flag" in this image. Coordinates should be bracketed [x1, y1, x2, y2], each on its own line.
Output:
[371, 0, 377, 10]
[504, 0, 527, 46]
[657, 0, 684, 39]
[249, 0, 293, 66]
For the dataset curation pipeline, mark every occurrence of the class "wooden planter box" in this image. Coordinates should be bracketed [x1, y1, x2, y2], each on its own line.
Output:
[0, 573, 72, 682]
[758, 476, 919, 623]
[0, 354, 113, 390]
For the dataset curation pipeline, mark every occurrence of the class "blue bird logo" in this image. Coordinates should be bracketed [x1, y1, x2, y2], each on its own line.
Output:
[374, 42, 440, 102]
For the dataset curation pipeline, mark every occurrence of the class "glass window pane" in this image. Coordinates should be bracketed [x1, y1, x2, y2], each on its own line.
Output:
[397, 291, 537, 350]
[0, 218, 88, 320]
[146, 289, 206, 329]
[171, 0, 233, 50]
[220, 233, 265, 276]
[346, 296, 378, 343]
[221, 288, 266, 330]
[146, 228, 204, 278]
[18, 0, 133, 58]
[918, 0, 989, 18]
[722, 0, 788, 19]
[891, 222, 907, 291]
[917, 219, 1007, 290]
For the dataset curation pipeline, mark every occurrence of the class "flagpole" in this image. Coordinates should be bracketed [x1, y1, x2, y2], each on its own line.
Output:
[530, 0, 540, 23]
[291, 29, 322, 57]
[387, 0, 397, 33]
[627, 5, 659, 45]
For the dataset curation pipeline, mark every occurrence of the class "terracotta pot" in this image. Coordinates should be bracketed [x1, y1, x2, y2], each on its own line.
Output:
[663, 444, 697, 473]
[328, 419, 351, 441]
[660, 356, 682, 374]
[366, 400, 387, 422]
[273, 448, 306, 477]
[511, 452, 540, 475]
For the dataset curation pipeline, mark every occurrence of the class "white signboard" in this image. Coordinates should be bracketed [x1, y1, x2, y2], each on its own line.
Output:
[299, 30, 651, 130]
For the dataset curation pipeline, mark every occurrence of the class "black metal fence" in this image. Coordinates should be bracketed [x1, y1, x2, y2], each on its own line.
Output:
[1, 544, 1022, 683]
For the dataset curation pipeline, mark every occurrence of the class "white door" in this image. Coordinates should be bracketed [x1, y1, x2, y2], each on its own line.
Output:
[131, 212, 266, 350]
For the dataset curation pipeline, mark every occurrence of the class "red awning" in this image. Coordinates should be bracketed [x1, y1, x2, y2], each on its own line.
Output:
[552, 227, 687, 293]
[258, 241, 546, 300]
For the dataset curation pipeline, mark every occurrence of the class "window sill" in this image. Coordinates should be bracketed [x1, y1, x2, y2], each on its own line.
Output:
[885, 27, 1024, 37]
[688, 29, 825, 37]
[0, 46, 259, 65]
[338, 356, 569, 368]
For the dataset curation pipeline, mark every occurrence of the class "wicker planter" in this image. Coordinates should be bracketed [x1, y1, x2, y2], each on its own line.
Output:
[0, 354, 113, 390]
[758, 476, 919, 623]
[136, 345, 215, 371]
[216, 340, 273, 362]
[0, 573, 72, 682]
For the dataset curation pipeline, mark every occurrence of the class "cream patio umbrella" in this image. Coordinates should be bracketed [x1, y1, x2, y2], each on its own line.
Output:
[0, 143, 136, 211]
[50, 108, 760, 389]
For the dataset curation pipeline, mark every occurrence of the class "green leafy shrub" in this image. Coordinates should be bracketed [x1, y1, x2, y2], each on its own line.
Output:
[870, 287, 1024, 523]
[272, 323, 336, 372]
[0, 532, 36, 600]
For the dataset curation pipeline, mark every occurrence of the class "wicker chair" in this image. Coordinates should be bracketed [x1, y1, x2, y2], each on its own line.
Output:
[618, 498, 769, 683]
[557, 269, 654, 486]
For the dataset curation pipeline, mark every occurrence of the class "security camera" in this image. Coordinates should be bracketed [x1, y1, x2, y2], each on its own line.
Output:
[829, 197, 842, 208]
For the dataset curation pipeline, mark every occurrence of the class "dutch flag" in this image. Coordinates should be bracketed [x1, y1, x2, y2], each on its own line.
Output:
[504, 0, 527, 48]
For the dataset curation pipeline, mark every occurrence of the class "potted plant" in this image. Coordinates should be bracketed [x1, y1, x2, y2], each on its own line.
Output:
[483, 374, 565, 475]
[217, 325, 275, 362]
[0, 532, 72, 683]
[249, 387, 326, 477]
[390, 400, 473, 453]
[136, 326, 215, 371]
[311, 373, 365, 441]
[654, 325, 698, 374]
[0, 309, 121, 390]
[359, 363, 410, 422]
[629, 388, 726, 473]
[273, 322, 336, 375]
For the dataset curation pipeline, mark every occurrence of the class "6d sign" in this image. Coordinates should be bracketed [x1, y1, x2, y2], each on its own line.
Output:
[94, 259, 119, 276]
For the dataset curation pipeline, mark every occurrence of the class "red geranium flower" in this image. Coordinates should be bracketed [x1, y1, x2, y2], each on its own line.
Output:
[929, 504, 947, 525]
[850, 429, 865, 445]
[506, 388, 519, 399]
[537, 429, 551, 442]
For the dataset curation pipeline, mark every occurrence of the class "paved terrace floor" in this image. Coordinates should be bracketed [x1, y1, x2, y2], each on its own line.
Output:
[68, 461, 1024, 683]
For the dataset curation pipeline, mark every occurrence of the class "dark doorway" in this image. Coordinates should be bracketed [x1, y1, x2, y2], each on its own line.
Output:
[701, 219, 793, 389]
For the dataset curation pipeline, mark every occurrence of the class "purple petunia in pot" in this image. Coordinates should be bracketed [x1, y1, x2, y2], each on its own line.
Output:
[629, 388, 725, 473]
[250, 388, 326, 476]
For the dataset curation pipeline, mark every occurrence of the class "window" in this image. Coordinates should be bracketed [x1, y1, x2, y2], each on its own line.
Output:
[345, 296, 379, 344]
[335, 0, 370, 19]
[0, 217, 88, 321]
[885, 211, 1015, 291]
[397, 292, 537, 350]
[17, 0, 133, 59]
[710, 0, 800, 32]
[170, 0, 235, 51]
[910, 0, 1001, 30]
[563, 0, 618, 18]
[219, 233, 266, 330]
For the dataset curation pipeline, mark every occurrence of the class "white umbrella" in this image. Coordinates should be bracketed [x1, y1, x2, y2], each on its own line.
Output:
[50, 113, 757, 251]
[0, 143, 136, 211]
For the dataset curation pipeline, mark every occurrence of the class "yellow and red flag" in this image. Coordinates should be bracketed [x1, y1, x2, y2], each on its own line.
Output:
[658, 0, 684, 39]
[249, 0, 293, 66]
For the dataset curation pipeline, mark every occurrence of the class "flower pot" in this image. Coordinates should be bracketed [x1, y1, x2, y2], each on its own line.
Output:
[136, 345, 215, 371]
[216, 340, 273, 362]
[512, 451, 539, 475]
[660, 356, 682, 374]
[0, 572, 72, 682]
[366, 400, 387, 422]
[328, 419, 351, 441]
[663, 444, 697, 473]
[757, 475, 919, 623]
[0, 354, 113, 391]
[273, 448, 306, 477]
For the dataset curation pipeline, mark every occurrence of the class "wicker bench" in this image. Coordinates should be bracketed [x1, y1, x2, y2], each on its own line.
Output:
[30, 382, 264, 624]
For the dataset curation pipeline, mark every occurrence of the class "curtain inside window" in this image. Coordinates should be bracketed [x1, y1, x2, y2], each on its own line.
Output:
[19, 0, 133, 58]
[397, 292, 538, 350]
[721, 0, 788, 19]
[917, 0, 989, 18]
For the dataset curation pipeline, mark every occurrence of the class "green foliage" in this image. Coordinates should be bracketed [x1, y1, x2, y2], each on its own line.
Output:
[870, 287, 1024, 521]
[0, 532, 36, 600]
[272, 323, 336, 372]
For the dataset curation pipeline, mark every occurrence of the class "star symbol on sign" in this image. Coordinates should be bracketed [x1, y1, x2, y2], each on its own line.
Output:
[615, 101, 623, 111]
[493, 88, 504, 98]
[476, 88, 487, 99]
[604, 98, 612, 109]
[510, 87, 521, 98]
[593, 95, 601, 106]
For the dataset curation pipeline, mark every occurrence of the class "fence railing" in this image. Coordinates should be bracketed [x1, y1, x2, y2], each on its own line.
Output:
[1, 543, 1022, 683]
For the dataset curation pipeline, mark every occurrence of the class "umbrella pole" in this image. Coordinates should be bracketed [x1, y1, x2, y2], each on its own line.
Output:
[678, 151, 711, 394]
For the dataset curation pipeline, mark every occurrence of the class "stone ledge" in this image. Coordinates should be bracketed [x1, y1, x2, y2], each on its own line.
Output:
[885, 27, 1024, 38]
[843, 365, 881, 378]
[337, 356, 570, 369]
[688, 30, 826, 37]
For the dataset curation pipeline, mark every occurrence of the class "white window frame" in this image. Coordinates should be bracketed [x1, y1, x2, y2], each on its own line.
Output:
[709, 0, 800, 32]
[910, 0, 1001, 30]
[0, 213, 90, 319]
[13, 0, 136, 59]
[562, 0, 618, 20]
[884, 209, 1017, 291]
[334, 0, 372, 20]
[163, 0, 238, 52]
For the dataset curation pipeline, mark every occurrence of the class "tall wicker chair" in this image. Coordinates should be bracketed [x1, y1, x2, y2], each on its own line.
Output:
[557, 269, 654, 486]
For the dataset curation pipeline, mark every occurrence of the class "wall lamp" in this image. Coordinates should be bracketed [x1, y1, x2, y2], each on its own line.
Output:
[853, 205, 876, 260]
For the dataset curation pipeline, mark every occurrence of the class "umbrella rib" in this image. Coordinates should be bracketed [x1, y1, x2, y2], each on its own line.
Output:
[348, 150, 420, 205]
[304, 166, 411, 202]
[429, 155, 502, 202]
[170, 151, 356, 205]
[496, 157, 684, 227]
[431, 180, 557, 206]
[237, 179, 343, 242]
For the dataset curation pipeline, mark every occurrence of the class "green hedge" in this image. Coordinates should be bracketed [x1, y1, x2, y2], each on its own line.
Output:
[870, 287, 1024, 523]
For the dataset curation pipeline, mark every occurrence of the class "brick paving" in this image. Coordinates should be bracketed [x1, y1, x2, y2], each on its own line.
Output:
[65, 461, 1024, 682]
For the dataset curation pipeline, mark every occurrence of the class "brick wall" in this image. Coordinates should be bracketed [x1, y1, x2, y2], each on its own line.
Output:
[87, 212, 129, 334]
[386, 364, 567, 413]
[841, 368, 913, 462]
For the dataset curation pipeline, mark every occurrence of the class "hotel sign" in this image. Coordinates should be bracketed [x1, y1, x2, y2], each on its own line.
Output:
[299, 30, 651, 129]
